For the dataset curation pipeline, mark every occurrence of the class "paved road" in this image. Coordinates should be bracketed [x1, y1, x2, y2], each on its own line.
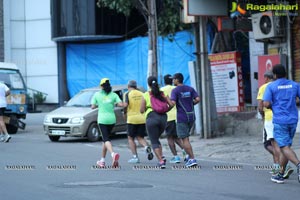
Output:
[0, 113, 299, 200]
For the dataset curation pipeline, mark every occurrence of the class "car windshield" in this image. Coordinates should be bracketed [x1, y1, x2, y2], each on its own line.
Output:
[0, 69, 25, 89]
[66, 90, 97, 107]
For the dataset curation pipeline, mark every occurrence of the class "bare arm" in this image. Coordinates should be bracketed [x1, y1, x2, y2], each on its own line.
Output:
[116, 102, 125, 107]
[263, 101, 271, 109]
[171, 100, 176, 107]
[257, 99, 265, 119]
[193, 97, 200, 105]
[123, 102, 128, 108]
[5, 90, 10, 97]
[166, 96, 174, 111]
[91, 104, 97, 109]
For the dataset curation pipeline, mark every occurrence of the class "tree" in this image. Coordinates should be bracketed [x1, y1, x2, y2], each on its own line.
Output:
[96, 0, 185, 77]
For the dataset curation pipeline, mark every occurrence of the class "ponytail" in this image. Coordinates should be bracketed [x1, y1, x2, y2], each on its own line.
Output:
[147, 76, 165, 102]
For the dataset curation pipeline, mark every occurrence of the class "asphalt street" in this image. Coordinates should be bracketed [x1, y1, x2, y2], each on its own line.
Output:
[0, 113, 299, 200]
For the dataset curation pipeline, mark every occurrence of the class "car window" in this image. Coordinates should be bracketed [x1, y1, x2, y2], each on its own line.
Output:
[114, 89, 128, 101]
[0, 69, 25, 89]
[66, 90, 96, 107]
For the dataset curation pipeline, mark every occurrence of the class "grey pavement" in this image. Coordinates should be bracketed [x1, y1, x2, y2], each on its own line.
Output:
[163, 113, 300, 166]
[2, 113, 300, 200]
[26, 112, 300, 166]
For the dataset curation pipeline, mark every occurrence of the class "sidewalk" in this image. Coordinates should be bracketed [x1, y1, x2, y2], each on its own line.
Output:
[160, 129, 300, 166]
[191, 134, 298, 164]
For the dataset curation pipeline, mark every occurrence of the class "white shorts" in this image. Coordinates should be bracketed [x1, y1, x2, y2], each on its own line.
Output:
[263, 120, 274, 142]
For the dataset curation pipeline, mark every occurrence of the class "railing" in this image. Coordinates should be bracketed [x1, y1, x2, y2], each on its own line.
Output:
[27, 88, 48, 112]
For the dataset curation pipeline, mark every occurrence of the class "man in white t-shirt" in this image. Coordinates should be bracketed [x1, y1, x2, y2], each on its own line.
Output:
[0, 82, 11, 142]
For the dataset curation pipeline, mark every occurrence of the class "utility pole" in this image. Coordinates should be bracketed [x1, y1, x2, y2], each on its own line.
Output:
[147, 0, 158, 77]
[199, 16, 212, 139]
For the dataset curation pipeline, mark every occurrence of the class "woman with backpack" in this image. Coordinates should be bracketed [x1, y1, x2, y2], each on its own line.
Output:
[140, 76, 174, 168]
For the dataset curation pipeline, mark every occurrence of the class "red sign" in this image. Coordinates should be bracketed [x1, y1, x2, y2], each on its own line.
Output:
[209, 51, 244, 113]
[257, 55, 280, 87]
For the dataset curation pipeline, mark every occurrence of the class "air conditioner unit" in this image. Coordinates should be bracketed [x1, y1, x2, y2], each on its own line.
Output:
[251, 11, 285, 40]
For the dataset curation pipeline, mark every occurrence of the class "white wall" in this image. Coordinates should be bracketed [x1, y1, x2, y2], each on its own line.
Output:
[4, 0, 58, 103]
[249, 32, 264, 106]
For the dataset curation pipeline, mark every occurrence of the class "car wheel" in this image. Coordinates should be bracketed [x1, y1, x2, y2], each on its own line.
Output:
[49, 136, 60, 142]
[6, 124, 18, 134]
[87, 123, 101, 142]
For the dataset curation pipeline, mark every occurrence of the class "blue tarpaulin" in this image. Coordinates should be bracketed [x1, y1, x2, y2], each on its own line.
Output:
[66, 31, 196, 97]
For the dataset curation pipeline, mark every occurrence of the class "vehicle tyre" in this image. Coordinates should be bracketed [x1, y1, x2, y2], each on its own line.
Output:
[6, 124, 18, 134]
[87, 123, 101, 142]
[49, 136, 60, 142]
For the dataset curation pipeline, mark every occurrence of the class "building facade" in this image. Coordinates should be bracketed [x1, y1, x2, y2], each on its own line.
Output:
[1, 0, 58, 103]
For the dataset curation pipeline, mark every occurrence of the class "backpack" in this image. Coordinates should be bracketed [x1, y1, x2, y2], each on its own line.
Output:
[150, 92, 169, 114]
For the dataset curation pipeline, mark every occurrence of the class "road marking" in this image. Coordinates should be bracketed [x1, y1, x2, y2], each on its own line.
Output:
[84, 144, 98, 148]
[197, 158, 266, 167]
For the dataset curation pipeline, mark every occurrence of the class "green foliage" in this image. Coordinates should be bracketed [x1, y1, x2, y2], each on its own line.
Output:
[34, 92, 46, 104]
[27, 92, 47, 104]
[97, 0, 133, 16]
[156, 0, 183, 36]
[97, 0, 189, 37]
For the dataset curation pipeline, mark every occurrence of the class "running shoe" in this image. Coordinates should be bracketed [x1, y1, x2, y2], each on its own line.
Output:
[162, 156, 167, 165]
[158, 160, 166, 169]
[271, 173, 284, 184]
[170, 156, 181, 164]
[0, 135, 4, 142]
[269, 168, 280, 175]
[96, 160, 105, 168]
[185, 159, 197, 167]
[128, 157, 140, 163]
[112, 153, 120, 168]
[146, 146, 154, 160]
[283, 166, 294, 179]
[4, 134, 11, 143]
[269, 164, 280, 175]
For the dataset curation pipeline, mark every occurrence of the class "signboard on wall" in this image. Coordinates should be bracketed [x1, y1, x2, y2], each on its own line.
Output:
[257, 54, 282, 87]
[209, 51, 244, 113]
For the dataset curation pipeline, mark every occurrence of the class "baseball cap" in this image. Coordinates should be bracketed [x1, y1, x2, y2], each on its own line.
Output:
[128, 80, 137, 87]
[100, 78, 109, 86]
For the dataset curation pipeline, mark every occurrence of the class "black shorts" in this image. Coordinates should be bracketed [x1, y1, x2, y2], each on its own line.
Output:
[0, 107, 5, 116]
[127, 124, 147, 138]
[165, 120, 177, 137]
[98, 124, 115, 142]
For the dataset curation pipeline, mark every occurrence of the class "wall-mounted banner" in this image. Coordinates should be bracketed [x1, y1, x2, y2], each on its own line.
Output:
[209, 51, 244, 113]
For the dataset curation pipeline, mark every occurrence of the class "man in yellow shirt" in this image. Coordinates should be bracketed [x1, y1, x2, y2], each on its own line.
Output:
[123, 80, 153, 163]
[257, 70, 293, 178]
[161, 74, 185, 163]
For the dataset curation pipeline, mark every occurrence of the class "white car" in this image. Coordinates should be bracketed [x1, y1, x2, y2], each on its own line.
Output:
[43, 86, 127, 142]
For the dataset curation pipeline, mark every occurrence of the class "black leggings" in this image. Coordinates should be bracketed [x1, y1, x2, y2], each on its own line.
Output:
[0, 107, 5, 116]
[146, 112, 167, 149]
[98, 124, 115, 142]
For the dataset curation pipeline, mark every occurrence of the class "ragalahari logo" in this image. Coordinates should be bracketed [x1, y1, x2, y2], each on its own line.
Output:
[230, 1, 298, 17]
[230, 1, 247, 18]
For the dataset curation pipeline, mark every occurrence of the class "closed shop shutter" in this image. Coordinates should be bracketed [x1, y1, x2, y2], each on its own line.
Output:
[292, 11, 300, 81]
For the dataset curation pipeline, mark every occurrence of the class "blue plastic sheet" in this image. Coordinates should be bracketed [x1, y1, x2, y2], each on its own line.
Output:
[66, 31, 196, 97]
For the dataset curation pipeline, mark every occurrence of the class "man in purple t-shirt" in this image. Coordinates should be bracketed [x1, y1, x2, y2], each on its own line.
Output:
[170, 73, 200, 167]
